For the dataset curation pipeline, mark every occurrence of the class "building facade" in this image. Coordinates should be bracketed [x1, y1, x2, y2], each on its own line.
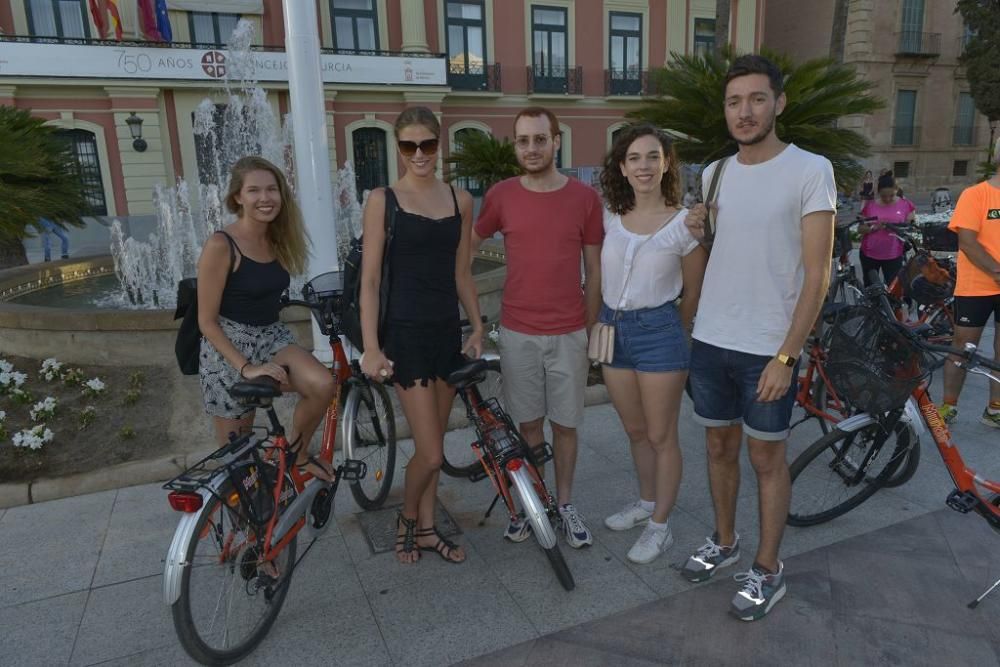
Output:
[764, 0, 990, 196]
[0, 0, 765, 224]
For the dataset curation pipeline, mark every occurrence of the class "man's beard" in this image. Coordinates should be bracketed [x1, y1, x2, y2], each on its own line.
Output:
[519, 151, 555, 174]
[733, 112, 776, 146]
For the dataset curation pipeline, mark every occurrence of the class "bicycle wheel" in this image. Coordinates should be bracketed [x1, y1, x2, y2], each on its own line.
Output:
[508, 464, 575, 591]
[787, 419, 913, 527]
[882, 425, 921, 488]
[441, 359, 503, 478]
[172, 481, 296, 665]
[923, 301, 954, 343]
[344, 379, 396, 510]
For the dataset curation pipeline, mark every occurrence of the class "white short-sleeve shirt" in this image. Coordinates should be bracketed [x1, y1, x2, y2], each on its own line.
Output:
[601, 207, 700, 310]
[692, 143, 837, 356]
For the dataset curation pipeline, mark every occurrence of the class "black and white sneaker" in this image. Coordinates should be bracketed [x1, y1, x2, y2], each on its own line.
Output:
[558, 503, 593, 548]
[730, 561, 786, 621]
[680, 532, 741, 583]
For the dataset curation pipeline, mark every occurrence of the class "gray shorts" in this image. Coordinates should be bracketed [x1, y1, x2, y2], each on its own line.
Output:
[199, 316, 295, 419]
[497, 326, 589, 428]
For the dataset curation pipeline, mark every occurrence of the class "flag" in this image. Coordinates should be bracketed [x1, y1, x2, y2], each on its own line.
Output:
[106, 0, 123, 40]
[155, 0, 173, 43]
[87, 0, 108, 39]
[137, 0, 162, 41]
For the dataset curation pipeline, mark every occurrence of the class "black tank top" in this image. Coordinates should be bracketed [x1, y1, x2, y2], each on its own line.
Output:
[216, 231, 290, 326]
[386, 187, 462, 323]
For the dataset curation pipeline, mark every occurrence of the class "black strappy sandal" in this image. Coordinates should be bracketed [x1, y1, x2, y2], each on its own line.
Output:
[396, 512, 419, 563]
[288, 435, 334, 482]
[415, 526, 465, 564]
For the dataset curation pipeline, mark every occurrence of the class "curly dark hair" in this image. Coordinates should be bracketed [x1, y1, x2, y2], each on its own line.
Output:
[600, 123, 681, 215]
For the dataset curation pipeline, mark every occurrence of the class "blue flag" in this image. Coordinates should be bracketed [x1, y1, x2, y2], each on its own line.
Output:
[155, 0, 172, 42]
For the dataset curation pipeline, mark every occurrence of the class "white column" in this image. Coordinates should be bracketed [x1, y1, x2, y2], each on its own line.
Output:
[283, 0, 338, 361]
[400, 0, 430, 53]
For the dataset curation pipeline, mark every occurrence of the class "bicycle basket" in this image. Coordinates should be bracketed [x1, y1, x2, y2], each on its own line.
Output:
[824, 305, 932, 413]
[302, 271, 344, 336]
[920, 223, 958, 252]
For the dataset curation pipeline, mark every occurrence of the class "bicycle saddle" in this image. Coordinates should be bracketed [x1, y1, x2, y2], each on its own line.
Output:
[229, 376, 283, 400]
[447, 358, 489, 389]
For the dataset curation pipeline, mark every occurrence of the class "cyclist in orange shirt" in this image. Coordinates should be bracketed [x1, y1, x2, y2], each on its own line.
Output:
[941, 139, 1000, 426]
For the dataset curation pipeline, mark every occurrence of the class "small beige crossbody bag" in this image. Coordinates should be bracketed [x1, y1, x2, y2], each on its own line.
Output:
[588, 210, 681, 364]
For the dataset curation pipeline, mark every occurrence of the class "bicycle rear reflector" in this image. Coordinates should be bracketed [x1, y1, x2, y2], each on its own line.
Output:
[168, 491, 204, 513]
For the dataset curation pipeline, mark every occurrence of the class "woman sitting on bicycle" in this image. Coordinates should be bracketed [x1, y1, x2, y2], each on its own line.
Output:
[597, 124, 707, 564]
[859, 171, 915, 286]
[196, 156, 336, 481]
[359, 107, 484, 565]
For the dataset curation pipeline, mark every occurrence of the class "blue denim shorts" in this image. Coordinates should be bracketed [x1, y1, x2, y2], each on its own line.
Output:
[688, 339, 798, 441]
[599, 300, 689, 373]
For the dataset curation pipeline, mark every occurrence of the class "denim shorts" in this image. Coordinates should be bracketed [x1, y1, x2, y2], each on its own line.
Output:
[599, 300, 689, 373]
[688, 339, 798, 441]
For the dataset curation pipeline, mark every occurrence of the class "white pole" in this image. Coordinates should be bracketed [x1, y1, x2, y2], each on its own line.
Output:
[283, 0, 337, 362]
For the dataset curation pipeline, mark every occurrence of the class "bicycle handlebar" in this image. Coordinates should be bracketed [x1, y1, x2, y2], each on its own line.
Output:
[917, 341, 1000, 373]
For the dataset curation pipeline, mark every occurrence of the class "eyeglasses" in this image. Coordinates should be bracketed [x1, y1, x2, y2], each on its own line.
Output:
[514, 134, 552, 150]
[397, 139, 439, 156]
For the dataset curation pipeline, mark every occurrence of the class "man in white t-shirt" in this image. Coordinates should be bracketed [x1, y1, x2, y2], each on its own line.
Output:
[680, 55, 836, 621]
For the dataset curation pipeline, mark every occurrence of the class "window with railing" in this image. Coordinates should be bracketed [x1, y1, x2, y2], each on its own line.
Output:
[189, 12, 241, 45]
[953, 160, 968, 177]
[693, 18, 715, 58]
[893, 161, 910, 179]
[446, 1, 490, 91]
[953, 92, 976, 146]
[26, 0, 89, 39]
[608, 11, 641, 95]
[331, 0, 379, 51]
[531, 5, 569, 93]
[892, 90, 918, 146]
[55, 129, 107, 215]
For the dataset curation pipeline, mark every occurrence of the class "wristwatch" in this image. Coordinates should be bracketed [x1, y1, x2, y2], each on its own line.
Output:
[776, 353, 797, 367]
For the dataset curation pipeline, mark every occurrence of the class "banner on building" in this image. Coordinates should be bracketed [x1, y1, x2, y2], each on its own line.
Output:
[0, 42, 447, 86]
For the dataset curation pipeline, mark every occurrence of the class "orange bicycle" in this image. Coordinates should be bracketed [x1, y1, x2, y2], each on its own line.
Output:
[162, 271, 395, 665]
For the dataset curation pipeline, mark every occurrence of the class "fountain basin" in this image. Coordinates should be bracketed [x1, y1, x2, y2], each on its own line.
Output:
[0, 245, 507, 367]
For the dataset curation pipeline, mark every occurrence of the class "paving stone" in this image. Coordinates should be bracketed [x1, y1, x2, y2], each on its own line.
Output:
[355, 501, 460, 555]
[0, 591, 87, 666]
[0, 483, 29, 510]
[832, 612, 999, 667]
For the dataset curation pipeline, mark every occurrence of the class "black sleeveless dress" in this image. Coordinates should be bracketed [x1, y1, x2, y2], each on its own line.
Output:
[381, 186, 465, 389]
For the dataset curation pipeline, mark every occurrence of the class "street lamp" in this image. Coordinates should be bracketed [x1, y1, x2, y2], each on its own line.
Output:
[126, 112, 147, 152]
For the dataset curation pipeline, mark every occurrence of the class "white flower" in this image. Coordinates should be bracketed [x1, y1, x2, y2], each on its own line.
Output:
[0, 371, 27, 389]
[12, 425, 53, 450]
[84, 378, 106, 394]
[0, 410, 6, 422]
[29, 397, 57, 422]
[0, 359, 12, 373]
[40, 358, 64, 381]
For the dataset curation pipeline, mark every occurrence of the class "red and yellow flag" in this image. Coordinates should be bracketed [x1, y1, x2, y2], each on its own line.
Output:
[107, 0, 124, 41]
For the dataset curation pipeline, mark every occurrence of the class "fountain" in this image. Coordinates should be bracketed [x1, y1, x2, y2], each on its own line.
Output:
[0, 19, 504, 365]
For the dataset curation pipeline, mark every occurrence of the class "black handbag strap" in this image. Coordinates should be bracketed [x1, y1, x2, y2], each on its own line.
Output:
[215, 230, 238, 273]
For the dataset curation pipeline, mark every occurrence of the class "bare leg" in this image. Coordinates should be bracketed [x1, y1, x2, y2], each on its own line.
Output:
[636, 370, 686, 524]
[705, 425, 742, 546]
[992, 323, 1000, 404]
[550, 421, 578, 505]
[602, 365, 655, 503]
[747, 437, 790, 572]
[414, 380, 458, 539]
[942, 325, 986, 403]
[273, 346, 337, 479]
[212, 414, 254, 445]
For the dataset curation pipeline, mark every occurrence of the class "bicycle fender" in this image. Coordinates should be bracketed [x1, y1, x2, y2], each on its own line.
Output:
[902, 398, 927, 438]
[163, 482, 224, 606]
[833, 413, 878, 433]
[341, 387, 361, 458]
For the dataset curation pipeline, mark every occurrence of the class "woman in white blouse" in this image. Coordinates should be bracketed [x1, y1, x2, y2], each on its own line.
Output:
[597, 124, 708, 564]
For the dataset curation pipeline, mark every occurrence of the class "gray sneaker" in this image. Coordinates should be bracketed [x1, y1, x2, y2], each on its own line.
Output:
[558, 503, 593, 548]
[680, 533, 741, 583]
[730, 562, 786, 621]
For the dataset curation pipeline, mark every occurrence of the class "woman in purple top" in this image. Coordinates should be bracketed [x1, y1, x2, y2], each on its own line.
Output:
[859, 172, 915, 285]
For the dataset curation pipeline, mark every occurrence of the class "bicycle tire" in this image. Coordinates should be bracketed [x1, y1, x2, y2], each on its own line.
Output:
[344, 379, 396, 510]
[882, 424, 921, 488]
[508, 465, 574, 590]
[441, 359, 503, 478]
[172, 480, 296, 665]
[787, 419, 912, 527]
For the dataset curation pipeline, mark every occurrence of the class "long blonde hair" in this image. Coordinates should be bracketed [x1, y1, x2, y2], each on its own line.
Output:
[225, 156, 310, 275]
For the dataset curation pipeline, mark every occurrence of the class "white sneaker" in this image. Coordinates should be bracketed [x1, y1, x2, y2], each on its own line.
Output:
[604, 501, 653, 531]
[558, 503, 594, 548]
[626, 523, 674, 564]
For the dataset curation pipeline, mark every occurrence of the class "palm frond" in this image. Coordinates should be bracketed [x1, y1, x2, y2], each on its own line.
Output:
[445, 131, 522, 192]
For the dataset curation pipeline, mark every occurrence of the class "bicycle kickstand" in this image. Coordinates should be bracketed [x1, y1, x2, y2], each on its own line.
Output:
[478, 493, 503, 527]
[968, 576, 1000, 609]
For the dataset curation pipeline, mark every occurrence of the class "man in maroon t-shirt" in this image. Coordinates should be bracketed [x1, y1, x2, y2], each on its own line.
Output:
[473, 107, 603, 548]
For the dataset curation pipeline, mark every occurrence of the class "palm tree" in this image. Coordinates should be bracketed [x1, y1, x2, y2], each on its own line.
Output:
[714, 0, 731, 57]
[445, 131, 522, 194]
[629, 49, 884, 189]
[0, 106, 86, 268]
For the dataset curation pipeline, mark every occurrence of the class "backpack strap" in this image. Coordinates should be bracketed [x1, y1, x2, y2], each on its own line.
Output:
[703, 156, 730, 245]
[215, 230, 239, 273]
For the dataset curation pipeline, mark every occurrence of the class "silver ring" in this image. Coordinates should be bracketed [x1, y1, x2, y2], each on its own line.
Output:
[379, 368, 389, 377]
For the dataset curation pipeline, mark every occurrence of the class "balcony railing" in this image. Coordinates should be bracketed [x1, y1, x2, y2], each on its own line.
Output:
[448, 62, 502, 92]
[527, 65, 583, 95]
[895, 31, 941, 57]
[952, 124, 976, 146]
[891, 125, 920, 147]
[604, 69, 650, 96]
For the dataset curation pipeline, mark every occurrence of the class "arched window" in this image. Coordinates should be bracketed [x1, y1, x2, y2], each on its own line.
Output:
[451, 127, 487, 196]
[55, 129, 107, 215]
[352, 127, 389, 199]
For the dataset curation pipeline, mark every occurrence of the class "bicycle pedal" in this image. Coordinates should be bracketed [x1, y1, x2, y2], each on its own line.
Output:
[528, 441, 554, 466]
[946, 488, 980, 514]
[339, 459, 367, 482]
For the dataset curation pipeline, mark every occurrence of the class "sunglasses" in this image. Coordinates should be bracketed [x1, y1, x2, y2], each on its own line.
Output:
[397, 139, 439, 156]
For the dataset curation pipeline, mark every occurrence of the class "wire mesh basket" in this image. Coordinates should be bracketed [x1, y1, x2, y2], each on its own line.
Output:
[301, 271, 344, 336]
[824, 305, 932, 414]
